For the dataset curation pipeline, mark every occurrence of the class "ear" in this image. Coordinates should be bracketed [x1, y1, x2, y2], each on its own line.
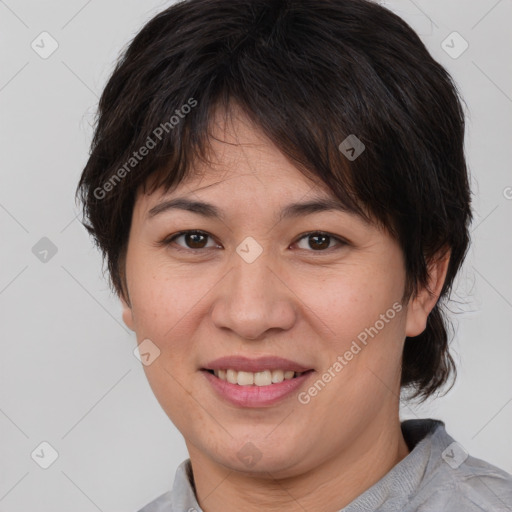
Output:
[405, 248, 451, 337]
[120, 294, 135, 331]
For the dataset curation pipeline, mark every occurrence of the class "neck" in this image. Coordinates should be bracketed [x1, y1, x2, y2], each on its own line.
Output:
[186, 415, 410, 512]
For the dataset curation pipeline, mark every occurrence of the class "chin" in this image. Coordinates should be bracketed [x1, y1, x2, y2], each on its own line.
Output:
[211, 439, 304, 477]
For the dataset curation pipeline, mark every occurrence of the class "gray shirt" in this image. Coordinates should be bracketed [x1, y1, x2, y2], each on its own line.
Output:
[137, 419, 512, 511]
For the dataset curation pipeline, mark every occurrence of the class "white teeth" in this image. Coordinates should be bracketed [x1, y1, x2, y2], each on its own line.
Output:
[271, 369, 284, 383]
[212, 368, 303, 386]
[254, 370, 272, 386]
[237, 371, 254, 386]
[226, 369, 237, 384]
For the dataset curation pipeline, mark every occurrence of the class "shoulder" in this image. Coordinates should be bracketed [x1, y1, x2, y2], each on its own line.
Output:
[135, 491, 173, 512]
[412, 457, 512, 512]
[409, 422, 512, 512]
[134, 459, 197, 512]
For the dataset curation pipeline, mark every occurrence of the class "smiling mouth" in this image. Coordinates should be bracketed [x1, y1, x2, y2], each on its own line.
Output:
[203, 368, 314, 386]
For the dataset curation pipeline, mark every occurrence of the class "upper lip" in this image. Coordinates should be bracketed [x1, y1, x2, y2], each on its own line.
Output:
[202, 356, 313, 373]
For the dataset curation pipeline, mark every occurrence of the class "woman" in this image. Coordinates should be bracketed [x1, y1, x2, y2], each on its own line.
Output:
[77, 0, 512, 510]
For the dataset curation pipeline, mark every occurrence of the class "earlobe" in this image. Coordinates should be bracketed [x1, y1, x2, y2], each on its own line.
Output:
[405, 249, 451, 338]
[120, 295, 135, 331]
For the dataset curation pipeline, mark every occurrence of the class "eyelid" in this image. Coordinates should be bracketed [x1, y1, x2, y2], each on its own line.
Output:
[159, 229, 350, 253]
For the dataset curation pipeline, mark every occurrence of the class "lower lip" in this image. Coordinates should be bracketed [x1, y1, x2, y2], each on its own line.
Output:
[202, 370, 314, 407]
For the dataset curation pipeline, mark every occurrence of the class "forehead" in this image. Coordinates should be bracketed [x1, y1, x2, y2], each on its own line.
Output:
[133, 103, 374, 230]
[139, 106, 331, 207]
[138, 169, 347, 227]
[188, 106, 319, 188]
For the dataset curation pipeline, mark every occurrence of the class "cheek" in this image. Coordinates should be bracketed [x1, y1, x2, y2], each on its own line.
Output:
[127, 256, 221, 366]
[128, 252, 188, 322]
[305, 262, 405, 343]
[128, 262, 207, 427]
[304, 260, 407, 410]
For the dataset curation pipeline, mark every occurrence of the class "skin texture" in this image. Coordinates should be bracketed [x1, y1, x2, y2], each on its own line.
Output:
[121, 106, 450, 512]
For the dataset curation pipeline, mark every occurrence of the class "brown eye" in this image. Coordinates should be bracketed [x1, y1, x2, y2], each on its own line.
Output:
[308, 233, 330, 250]
[166, 230, 219, 250]
[295, 232, 346, 251]
[183, 232, 208, 249]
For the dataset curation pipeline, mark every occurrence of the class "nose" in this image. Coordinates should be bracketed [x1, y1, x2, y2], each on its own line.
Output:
[210, 249, 297, 340]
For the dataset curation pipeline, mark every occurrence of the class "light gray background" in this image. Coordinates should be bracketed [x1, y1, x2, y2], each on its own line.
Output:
[1, 0, 511, 510]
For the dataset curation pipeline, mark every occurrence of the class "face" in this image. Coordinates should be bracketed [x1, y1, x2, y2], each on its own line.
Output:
[121, 107, 437, 477]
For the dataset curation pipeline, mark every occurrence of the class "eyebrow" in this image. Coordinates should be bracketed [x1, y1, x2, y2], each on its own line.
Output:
[147, 197, 355, 221]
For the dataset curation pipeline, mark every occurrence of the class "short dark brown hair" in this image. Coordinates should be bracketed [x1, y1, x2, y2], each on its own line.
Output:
[76, 0, 472, 401]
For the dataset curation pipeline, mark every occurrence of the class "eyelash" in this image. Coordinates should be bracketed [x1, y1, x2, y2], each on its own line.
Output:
[158, 230, 348, 254]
